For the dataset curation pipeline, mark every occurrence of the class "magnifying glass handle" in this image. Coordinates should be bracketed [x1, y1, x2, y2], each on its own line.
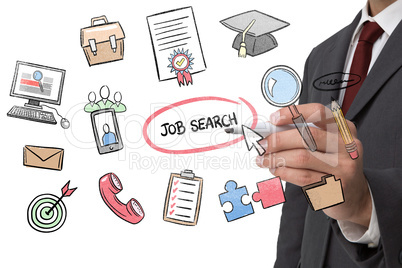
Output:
[38, 81, 44, 92]
[288, 105, 317, 152]
[288, 104, 301, 117]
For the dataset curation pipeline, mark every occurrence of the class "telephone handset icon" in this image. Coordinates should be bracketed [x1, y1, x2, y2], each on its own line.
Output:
[99, 173, 145, 224]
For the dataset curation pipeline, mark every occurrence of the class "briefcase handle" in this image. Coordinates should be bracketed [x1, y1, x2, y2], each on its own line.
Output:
[91, 15, 108, 26]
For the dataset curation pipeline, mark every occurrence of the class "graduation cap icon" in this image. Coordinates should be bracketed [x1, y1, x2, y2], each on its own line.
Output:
[220, 10, 290, 57]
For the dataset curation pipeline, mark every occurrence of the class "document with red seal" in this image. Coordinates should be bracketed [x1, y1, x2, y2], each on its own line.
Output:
[147, 7, 206, 83]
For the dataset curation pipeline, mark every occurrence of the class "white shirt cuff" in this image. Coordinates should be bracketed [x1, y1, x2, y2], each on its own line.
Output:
[337, 185, 380, 247]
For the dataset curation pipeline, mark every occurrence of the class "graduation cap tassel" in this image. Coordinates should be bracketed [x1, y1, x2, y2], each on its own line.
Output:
[238, 19, 256, 58]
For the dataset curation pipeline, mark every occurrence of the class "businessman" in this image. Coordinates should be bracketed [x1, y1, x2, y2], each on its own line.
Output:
[256, 0, 402, 267]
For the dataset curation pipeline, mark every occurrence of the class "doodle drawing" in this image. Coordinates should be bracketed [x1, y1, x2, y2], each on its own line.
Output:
[80, 16, 125, 66]
[23, 145, 64, 171]
[219, 180, 254, 222]
[302, 174, 345, 211]
[330, 99, 359, 159]
[84, 85, 127, 113]
[27, 181, 77, 233]
[221, 10, 289, 57]
[99, 173, 145, 224]
[163, 170, 203, 226]
[91, 108, 124, 154]
[241, 125, 266, 156]
[146, 7, 206, 85]
[7, 61, 70, 129]
[261, 65, 317, 151]
[252, 177, 286, 209]
[167, 48, 194, 86]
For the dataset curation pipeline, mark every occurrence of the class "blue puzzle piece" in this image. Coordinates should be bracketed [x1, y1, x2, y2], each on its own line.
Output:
[219, 180, 254, 222]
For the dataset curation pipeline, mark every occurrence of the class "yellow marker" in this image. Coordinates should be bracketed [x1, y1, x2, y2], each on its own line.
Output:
[330, 99, 359, 159]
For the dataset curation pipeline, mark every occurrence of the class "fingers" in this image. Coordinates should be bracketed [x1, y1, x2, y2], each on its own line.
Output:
[347, 120, 357, 137]
[260, 126, 341, 154]
[257, 148, 345, 174]
[270, 103, 335, 130]
[269, 166, 327, 187]
[259, 102, 362, 187]
[269, 103, 358, 139]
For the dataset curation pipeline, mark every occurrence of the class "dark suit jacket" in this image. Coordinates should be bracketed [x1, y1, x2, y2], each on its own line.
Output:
[274, 12, 402, 268]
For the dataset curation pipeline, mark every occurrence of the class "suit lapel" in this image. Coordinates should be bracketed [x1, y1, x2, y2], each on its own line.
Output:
[310, 13, 362, 106]
[346, 19, 402, 120]
[307, 13, 361, 263]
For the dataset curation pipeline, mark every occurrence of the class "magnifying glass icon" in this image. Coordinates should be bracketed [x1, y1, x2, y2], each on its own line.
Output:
[33, 70, 44, 93]
[261, 65, 317, 152]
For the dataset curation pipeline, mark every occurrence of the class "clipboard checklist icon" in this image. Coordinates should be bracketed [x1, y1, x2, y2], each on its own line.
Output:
[163, 170, 203, 226]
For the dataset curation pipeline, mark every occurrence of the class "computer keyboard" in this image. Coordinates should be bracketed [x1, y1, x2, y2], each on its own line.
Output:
[7, 105, 57, 125]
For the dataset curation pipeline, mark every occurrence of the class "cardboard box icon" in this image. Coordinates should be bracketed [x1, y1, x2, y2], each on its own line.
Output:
[302, 174, 344, 211]
[80, 16, 125, 66]
[23, 145, 64, 171]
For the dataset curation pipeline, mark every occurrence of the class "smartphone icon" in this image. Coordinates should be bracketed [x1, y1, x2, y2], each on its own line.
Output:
[91, 108, 124, 154]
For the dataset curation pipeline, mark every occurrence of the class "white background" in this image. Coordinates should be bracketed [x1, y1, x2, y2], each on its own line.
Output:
[1, 1, 363, 267]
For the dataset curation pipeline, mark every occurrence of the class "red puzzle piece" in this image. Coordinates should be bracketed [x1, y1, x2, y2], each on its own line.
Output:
[252, 177, 286, 208]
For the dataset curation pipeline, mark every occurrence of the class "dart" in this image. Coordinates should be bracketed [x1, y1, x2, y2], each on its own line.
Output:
[45, 181, 77, 216]
[27, 181, 77, 233]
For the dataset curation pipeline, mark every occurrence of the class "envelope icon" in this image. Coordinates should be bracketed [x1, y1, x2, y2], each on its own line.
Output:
[302, 174, 344, 211]
[23, 145, 64, 171]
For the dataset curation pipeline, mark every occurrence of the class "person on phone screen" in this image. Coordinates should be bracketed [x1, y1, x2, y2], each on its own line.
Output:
[102, 123, 117, 146]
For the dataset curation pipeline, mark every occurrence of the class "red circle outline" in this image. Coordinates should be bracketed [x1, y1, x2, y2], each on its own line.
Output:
[172, 54, 190, 71]
[142, 96, 258, 154]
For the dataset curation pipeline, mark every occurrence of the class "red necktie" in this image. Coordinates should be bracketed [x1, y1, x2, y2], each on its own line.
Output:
[342, 21, 384, 114]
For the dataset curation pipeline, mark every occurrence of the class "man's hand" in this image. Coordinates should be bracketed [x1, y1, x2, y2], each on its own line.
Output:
[256, 103, 372, 227]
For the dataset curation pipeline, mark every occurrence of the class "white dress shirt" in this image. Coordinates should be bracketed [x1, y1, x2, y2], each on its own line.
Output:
[337, 0, 402, 247]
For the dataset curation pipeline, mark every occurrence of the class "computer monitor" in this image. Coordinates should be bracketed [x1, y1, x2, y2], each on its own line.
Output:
[10, 61, 66, 108]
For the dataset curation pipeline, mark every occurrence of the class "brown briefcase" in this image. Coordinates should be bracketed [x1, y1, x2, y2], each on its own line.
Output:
[80, 16, 125, 66]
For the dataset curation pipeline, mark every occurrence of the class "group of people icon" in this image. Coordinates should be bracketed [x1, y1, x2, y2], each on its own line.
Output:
[84, 85, 127, 113]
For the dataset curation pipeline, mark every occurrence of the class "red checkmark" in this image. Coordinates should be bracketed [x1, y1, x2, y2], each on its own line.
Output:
[171, 195, 177, 201]
[174, 180, 179, 185]
[170, 203, 176, 208]
[169, 210, 175, 215]
[173, 188, 178, 193]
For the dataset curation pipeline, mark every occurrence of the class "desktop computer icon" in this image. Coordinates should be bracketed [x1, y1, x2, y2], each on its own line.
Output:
[7, 61, 66, 125]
